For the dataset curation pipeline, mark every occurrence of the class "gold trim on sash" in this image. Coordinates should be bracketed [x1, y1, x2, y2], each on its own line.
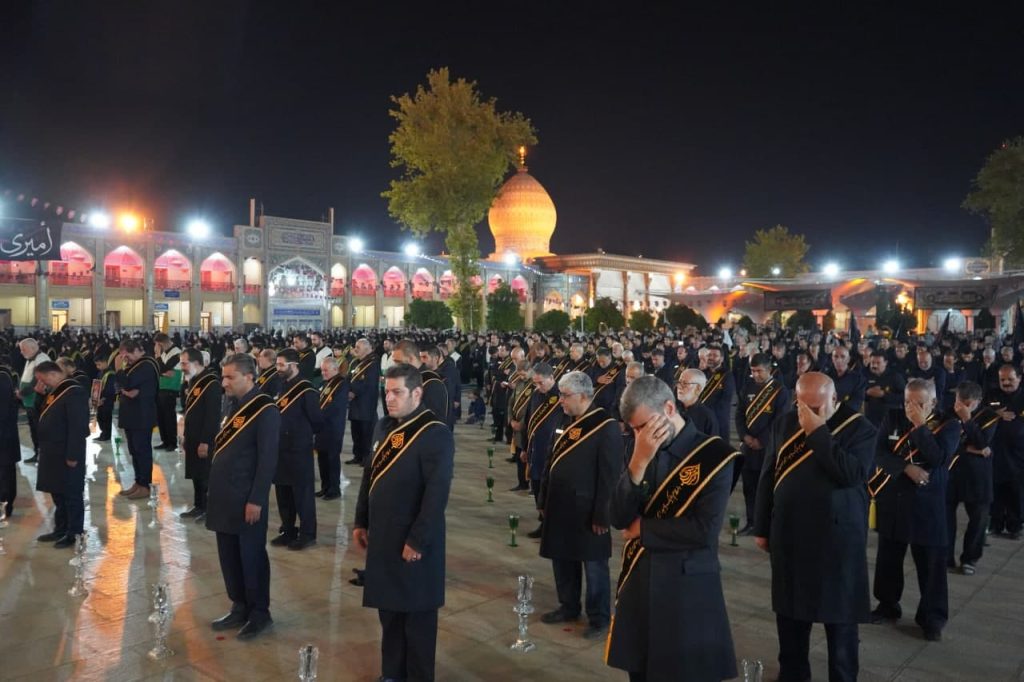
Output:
[213, 393, 276, 457]
[949, 410, 1000, 471]
[350, 355, 376, 382]
[319, 375, 345, 409]
[592, 365, 622, 397]
[867, 416, 946, 497]
[527, 393, 561, 446]
[773, 412, 861, 490]
[184, 373, 218, 418]
[128, 356, 160, 377]
[368, 411, 444, 494]
[745, 379, 780, 426]
[256, 366, 276, 386]
[276, 379, 315, 413]
[39, 379, 79, 421]
[548, 408, 616, 475]
[510, 382, 534, 420]
[699, 369, 726, 404]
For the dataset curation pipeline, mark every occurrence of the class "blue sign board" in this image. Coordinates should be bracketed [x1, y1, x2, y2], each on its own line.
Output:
[154, 303, 169, 312]
[163, 290, 181, 299]
[272, 307, 321, 317]
[50, 300, 70, 310]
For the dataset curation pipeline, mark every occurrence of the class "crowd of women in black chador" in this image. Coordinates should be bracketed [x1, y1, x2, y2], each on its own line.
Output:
[1, 316, 1023, 678]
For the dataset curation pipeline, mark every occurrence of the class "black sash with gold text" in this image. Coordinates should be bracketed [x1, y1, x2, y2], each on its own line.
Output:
[39, 379, 79, 421]
[948, 408, 1000, 471]
[319, 375, 345, 409]
[350, 355, 376, 383]
[548, 408, 615, 475]
[527, 392, 561, 448]
[867, 415, 947, 497]
[773, 410, 862, 490]
[213, 393, 276, 457]
[369, 410, 443, 493]
[184, 371, 219, 418]
[510, 381, 534, 421]
[699, 368, 727, 404]
[256, 366, 276, 387]
[276, 379, 315, 414]
[592, 365, 622, 398]
[744, 379, 781, 433]
[128, 356, 160, 379]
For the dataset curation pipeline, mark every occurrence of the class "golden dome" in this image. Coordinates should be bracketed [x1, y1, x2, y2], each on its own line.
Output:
[488, 154, 556, 260]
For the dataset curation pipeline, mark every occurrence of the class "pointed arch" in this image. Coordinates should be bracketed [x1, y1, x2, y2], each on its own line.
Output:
[266, 257, 325, 299]
[382, 266, 407, 298]
[104, 245, 144, 288]
[200, 252, 236, 292]
[412, 268, 434, 300]
[351, 263, 378, 296]
[154, 248, 191, 290]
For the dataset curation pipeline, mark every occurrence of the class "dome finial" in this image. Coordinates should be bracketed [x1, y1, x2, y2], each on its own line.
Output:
[518, 145, 527, 170]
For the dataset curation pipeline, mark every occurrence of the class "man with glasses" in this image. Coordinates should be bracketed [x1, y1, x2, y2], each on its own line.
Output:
[675, 368, 718, 436]
[537, 371, 622, 640]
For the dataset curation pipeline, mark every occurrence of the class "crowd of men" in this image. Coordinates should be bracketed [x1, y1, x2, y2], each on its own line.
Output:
[1, 319, 1022, 681]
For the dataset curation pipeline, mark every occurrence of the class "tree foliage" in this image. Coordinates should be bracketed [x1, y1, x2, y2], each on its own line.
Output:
[584, 297, 625, 333]
[742, 225, 810, 278]
[963, 137, 1024, 267]
[533, 309, 571, 334]
[405, 299, 453, 330]
[664, 303, 708, 330]
[486, 283, 524, 332]
[383, 67, 537, 329]
[629, 309, 655, 332]
[785, 310, 817, 331]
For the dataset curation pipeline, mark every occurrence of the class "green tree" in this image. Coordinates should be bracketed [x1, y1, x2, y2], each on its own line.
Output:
[383, 67, 537, 329]
[486, 283, 524, 331]
[664, 303, 708, 330]
[742, 225, 810, 278]
[533, 309, 571, 334]
[963, 137, 1024, 267]
[785, 310, 817, 331]
[629, 309, 655, 332]
[405, 299, 453, 329]
[584, 297, 625, 333]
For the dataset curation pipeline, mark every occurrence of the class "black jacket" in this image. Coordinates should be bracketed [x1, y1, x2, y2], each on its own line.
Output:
[183, 368, 222, 480]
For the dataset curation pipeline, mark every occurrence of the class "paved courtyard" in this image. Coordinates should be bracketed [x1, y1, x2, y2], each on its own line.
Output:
[0, 416, 1022, 681]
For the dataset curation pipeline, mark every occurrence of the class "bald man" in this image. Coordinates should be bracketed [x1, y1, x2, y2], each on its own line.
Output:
[755, 372, 877, 682]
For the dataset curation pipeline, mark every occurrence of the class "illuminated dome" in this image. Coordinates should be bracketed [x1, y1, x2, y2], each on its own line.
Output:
[488, 148, 556, 260]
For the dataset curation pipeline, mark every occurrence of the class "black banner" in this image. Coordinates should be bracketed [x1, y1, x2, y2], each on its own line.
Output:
[0, 218, 61, 260]
[913, 285, 996, 310]
[763, 288, 832, 311]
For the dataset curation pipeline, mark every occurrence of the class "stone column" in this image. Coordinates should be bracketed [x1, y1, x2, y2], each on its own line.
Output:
[621, 271, 630, 313]
[643, 273, 651, 310]
[233, 250, 244, 332]
[143, 240, 155, 331]
[190, 247, 202, 330]
[35, 261, 48, 329]
[93, 239, 105, 329]
[374, 258, 384, 328]
[961, 309, 977, 334]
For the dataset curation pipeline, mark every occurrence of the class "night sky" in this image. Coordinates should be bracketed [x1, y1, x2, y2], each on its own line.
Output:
[2, 3, 1022, 273]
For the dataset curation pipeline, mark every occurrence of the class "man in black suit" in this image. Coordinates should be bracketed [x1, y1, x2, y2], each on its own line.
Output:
[0, 361, 20, 518]
[206, 353, 279, 640]
[346, 338, 380, 466]
[674, 367, 719, 436]
[154, 332, 181, 451]
[650, 349, 674, 388]
[755, 372, 877, 682]
[115, 339, 159, 500]
[255, 349, 281, 397]
[354, 364, 454, 682]
[33, 362, 89, 548]
[179, 348, 222, 522]
[315, 356, 349, 501]
[392, 340, 448, 423]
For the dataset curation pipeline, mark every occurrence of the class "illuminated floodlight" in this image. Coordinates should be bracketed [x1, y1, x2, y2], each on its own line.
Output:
[118, 213, 140, 232]
[348, 237, 365, 254]
[943, 257, 962, 273]
[881, 259, 900, 274]
[403, 242, 421, 257]
[89, 212, 111, 229]
[822, 262, 840, 278]
[771, 266, 781, 276]
[186, 219, 210, 239]
[503, 251, 518, 266]
[718, 267, 733, 280]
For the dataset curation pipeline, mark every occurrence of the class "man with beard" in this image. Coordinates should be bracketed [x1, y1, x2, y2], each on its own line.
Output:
[347, 338, 380, 466]
[675, 368, 719, 436]
[255, 349, 281, 397]
[179, 348, 222, 522]
[115, 339, 160, 500]
[755, 373, 876, 682]
[587, 348, 624, 414]
[315, 356, 349, 501]
[292, 334, 316, 381]
[525, 362, 562, 538]
[154, 332, 182, 451]
[353, 364, 454, 682]
[207, 353, 279, 640]
[392, 340, 449, 423]
[826, 345, 866, 412]
[988, 365, 1024, 540]
[910, 345, 946, 400]
[33, 362, 89, 548]
[699, 343, 735, 444]
[946, 381, 998, 575]
[607, 376, 738, 682]
[270, 348, 324, 551]
[649, 349, 673, 388]
[864, 351, 907, 427]
[736, 354, 791, 533]
[537, 371, 622, 640]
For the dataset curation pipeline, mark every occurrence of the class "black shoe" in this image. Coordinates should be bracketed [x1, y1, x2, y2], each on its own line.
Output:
[505, 456, 518, 463]
[923, 629, 942, 642]
[961, 563, 976, 576]
[526, 525, 543, 539]
[508, 484, 529, 491]
[93, 435, 111, 442]
[193, 512, 207, 524]
[349, 568, 365, 587]
[583, 623, 608, 640]
[540, 608, 580, 624]
[37, 531, 64, 542]
[24, 455, 38, 464]
[237, 616, 272, 640]
[270, 532, 296, 547]
[738, 524, 756, 536]
[54, 535, 78, 549]
[870, 605, 901, 624]
[345, 458, 363, 465]
[211, 611, 247, 631]
[288, 536, 316, 551]
[314, 490, 326, 498]
[322, 492, 341, 501]
[180, 507, 203, 519]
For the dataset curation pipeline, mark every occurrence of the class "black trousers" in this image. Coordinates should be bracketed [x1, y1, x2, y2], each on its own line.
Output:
[741, 465, 760, 526]
[730, 453, 745, 493]
[124, 428, 153, 487]
[551, 558, 611, 626]
[515, 448, 527, 487]
[0, 462, 16, 516]
[990, 477, 1023, 534]
[776, 614, 858, 682]
[275, 481, 317, 539]
[379, 609, 438, 682]
[873, 536, 948, 632]
[946, 496, 990, 566]
[156, 391, 178, 446]
[52, 462, 86, 536]
[317, 441, 342, 495]
[25, 404, 39, 454]
[96, 406, 113, 437]
[216, 520, 271, 623]
[350, 418, 376, 464]
[192, 477, 208, 510]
